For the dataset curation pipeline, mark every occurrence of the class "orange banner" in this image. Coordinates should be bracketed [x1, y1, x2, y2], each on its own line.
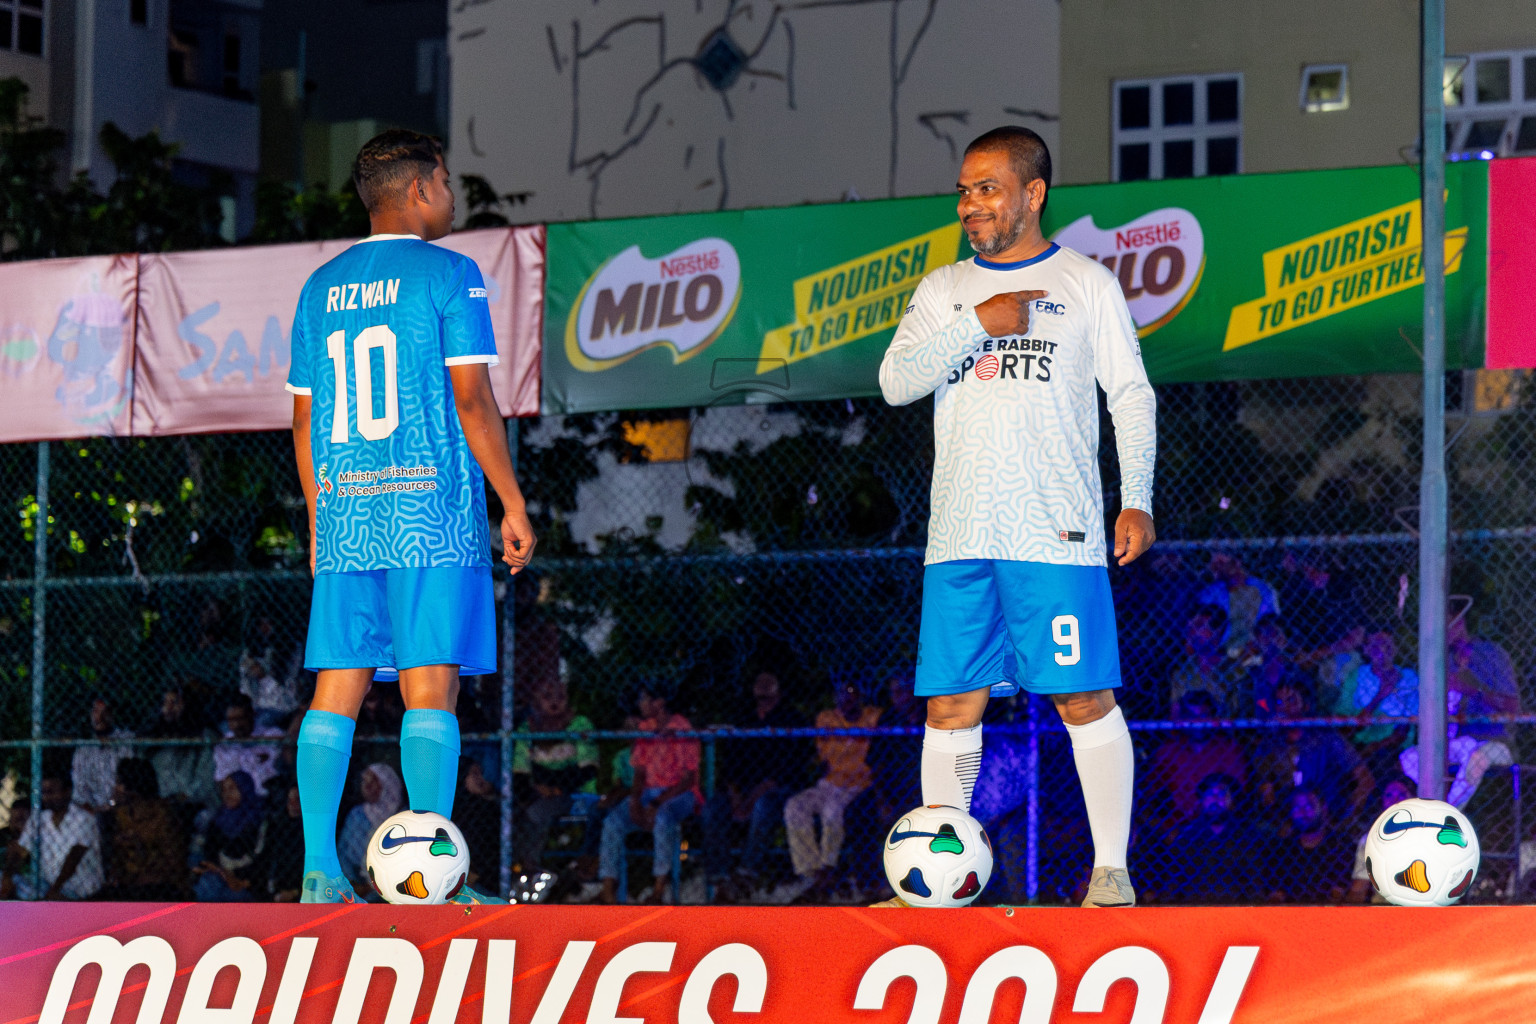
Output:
[1, 902, 1531, 1023]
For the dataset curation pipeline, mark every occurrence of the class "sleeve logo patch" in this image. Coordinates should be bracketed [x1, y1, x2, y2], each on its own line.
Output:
[1060, 530, 1086, 542]
[468, 287, 489, 299]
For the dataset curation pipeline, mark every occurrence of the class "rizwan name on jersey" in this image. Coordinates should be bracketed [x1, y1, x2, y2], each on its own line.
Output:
[325, 279, 402, 313]
[947, 338, 1059, 384]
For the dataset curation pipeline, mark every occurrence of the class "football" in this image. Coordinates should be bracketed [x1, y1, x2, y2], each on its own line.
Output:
[1363, 798, 1481, 907]
[366, 810, 472, 905]
[882, 804, 994, 908]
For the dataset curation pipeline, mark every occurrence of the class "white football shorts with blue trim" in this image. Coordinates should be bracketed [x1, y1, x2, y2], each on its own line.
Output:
[915, 559, 1121, 697]
[305, 565, 496, 677]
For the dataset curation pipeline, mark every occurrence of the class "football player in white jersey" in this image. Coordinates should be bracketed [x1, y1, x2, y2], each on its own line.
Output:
[876, 127, 1157, 907]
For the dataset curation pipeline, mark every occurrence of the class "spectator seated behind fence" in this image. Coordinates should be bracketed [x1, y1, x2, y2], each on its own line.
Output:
[143, 683, 218, 813]
[783, 677, 881, 901]
[71, 694, 133, 817]
[843, 672, 926, 901]
[1265, 786, 1354, 904]
[1333, 625, 1418, 774]
[1155, 772, 1268, 904]
[1253, 680, 1373, 825]
[1199, 552, 1280, 656]
[1144, 690, 1247, 834]
[103, 758, 188, 901]
[1242, 616, 1314, 718]
[238, 649, 300, 731]
[1277, 553, 1365, 666]
[214, 694, 283, 798]
[1345, 773, 1416, 904]
[703, 669, 810, 899]
[0, 774, 103, 901]
[336, 764, 405, 895]
[599, 686, 700, 905]
[1400, 666, 1517, 810]
[265, 785, 304, 902]
[190, 771, 267, 902]
[1166, 605, 1247, 716]
[457, 758, 503, 893]
[513, 685, 599, 876]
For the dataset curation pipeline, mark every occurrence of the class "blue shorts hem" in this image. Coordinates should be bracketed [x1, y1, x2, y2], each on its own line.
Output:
[914, 676, 1011, 698]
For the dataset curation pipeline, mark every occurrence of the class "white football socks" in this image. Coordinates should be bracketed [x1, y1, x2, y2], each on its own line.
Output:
[1064, 705, 1134, 871]
[921, 723, 983, 811]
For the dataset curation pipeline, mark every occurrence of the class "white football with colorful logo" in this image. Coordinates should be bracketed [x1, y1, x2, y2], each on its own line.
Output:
[1363, 798, 1480, 907]
[366, 810, 471, 905]
[882, 804, 993, 908]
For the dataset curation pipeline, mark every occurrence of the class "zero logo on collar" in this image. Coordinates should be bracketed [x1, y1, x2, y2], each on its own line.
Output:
[1052, 206, 1205, 336]
[565, 238, 742, 371]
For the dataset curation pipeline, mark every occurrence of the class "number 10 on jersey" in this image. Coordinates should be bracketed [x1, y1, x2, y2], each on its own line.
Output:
[326, 325, 399, 442]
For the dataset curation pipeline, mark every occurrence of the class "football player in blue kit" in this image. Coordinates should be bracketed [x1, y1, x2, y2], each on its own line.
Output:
[878, 127, 1157, 907]
[286, 130, 536, 904]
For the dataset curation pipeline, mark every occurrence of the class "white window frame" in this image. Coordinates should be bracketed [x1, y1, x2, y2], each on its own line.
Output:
[1444, 49, 1536, 158]
[0, 0, 45, 58]
[1300, 63, 1350, 113]
[1112, 72, 1243, 182]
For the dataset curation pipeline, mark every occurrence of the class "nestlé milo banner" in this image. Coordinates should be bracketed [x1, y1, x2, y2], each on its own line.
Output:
[542, 163, 1488, 414]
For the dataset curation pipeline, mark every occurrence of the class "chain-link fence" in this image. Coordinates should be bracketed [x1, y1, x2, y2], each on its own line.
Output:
[3, 371, 1535, 906]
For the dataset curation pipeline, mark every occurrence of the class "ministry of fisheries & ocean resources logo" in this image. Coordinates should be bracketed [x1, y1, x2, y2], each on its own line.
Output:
[565, 238, 742, 371]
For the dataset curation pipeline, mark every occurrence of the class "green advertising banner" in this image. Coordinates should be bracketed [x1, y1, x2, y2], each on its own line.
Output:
[541, 162, 1487, 414]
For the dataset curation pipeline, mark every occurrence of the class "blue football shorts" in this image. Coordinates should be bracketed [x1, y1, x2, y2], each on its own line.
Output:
[305, 565, 496, 677]
[915, 559, 1121, 697]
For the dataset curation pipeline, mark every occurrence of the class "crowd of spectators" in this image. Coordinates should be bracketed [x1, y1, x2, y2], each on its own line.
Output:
[1, 552, 1530, 907]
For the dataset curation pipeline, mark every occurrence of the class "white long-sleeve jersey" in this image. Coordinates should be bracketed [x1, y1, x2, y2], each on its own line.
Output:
[879, 243, 1156, 567]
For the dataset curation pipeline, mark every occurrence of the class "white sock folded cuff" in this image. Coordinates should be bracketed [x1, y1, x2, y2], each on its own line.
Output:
[924, 722, 983, 751]
[1063, 705, 1128, 750]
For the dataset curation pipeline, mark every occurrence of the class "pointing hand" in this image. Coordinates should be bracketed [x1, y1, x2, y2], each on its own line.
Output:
[976, 289, 1049, 338]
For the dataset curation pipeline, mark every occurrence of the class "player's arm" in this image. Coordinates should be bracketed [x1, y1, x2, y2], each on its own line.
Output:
[448, 362, 536, 573]
[292, 395, 318, 576]
[1091, 274, 1158, 566]
[879, 272, 1050, 405]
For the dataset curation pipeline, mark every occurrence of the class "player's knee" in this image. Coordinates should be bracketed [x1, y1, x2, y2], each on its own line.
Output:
[925, 695, 983, 730]
[1052, 689, 1116, 726]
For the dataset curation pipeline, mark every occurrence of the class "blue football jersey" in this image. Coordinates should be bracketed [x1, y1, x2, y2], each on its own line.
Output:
[286, 234, 498, 574]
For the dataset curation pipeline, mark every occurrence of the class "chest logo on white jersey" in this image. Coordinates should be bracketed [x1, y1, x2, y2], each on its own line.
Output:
[1053, 207, 1204, 336]
[566, 238, 741, 371]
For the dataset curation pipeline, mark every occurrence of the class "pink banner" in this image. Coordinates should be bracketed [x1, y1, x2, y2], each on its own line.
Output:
[132, 239, 352, 436]
[132, 227, 544, 436]
[1487, 156, 1536, 370]
[0, 255, 137, 442]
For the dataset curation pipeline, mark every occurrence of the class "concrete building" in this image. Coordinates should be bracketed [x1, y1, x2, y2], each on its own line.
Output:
[1059, 0, 1536, 184]
[259, 0, 446, 191]
[448, 0, 1061, 223]
[0, 0, 262, 239]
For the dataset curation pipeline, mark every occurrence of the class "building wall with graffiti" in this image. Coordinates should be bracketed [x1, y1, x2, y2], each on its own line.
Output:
[449, 0, 1059, 223]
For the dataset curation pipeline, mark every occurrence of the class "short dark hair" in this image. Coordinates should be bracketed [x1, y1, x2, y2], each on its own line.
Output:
[353, 129, 445, 213]
[964, 126, 1052, 206]
[117, 758, 160, 800]
[226, 693, 254, 715]
[1189, 603, 1228, 634]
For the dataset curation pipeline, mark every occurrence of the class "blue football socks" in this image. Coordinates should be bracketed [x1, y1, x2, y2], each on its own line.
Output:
[400, 708, 460, 817]
[297, 710, 355, 879]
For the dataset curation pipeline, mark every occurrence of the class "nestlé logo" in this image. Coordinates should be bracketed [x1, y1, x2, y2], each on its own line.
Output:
[1053, 207, 1205, 336]
[565, 238, 742, 371]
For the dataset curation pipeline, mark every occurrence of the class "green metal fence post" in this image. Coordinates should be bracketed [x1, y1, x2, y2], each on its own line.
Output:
[28, 441, 48, 893]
